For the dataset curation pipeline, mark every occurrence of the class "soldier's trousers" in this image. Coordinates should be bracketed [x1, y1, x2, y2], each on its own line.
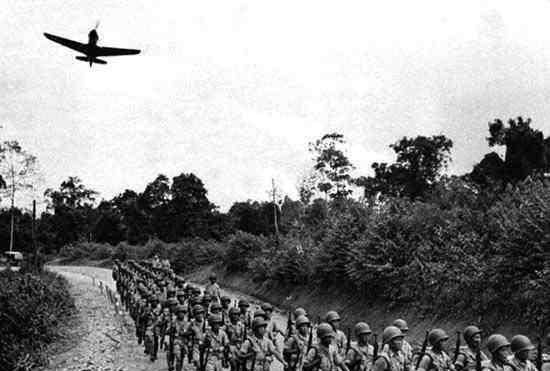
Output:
[205, 356, 224, 371]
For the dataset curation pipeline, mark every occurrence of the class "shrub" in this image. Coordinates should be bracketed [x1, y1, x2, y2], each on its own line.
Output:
[224, 231, 269, 273]
[0, 271, 75, 370]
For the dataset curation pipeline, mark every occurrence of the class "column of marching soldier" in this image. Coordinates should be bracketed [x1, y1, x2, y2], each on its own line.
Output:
[111, 259, 550, 371]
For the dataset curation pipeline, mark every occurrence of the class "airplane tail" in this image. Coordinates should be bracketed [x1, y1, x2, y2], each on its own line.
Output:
[75, 56, 107, 65]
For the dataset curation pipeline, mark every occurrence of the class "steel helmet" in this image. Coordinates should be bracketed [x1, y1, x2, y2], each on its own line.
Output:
[325, 311, 341, 323]
[463, 326, 482, 342]
[229, 307, 240, 316]
[486, 334, 511, 354]
[393, 319, 409, 331]
[317, 323, 336, 339]
[210, 302, 222, 311]
[261, 303, 273, 312]
[209, 313, 223, 324]
[510, 335, 535, 354]
[167, 297, 178, 306]
[295, 307, 307, 318]
[167, 286, 176, 294]
[209, 273, 217, 281]
[221, 296, 231, 303]
[354, 322, 372, 336]
[176, 290, 185, 298]
[238, 299, 250, 308]
[202, 294, 212, 303]
[295, 315, 311, 328]
[252, 317, 268, 330]
[176, 305, 186, 313]
[253, 309, 267, 319]
[382, 326, 404, 344]
[193, 304, 205, 315]
[428, 329, 449, 346]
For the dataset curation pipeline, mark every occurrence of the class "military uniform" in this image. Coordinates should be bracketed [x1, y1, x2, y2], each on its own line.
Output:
[204, 328, 230, 371]
[334, 330, 348, 358]
[345, 342, 374, 371]
[240, 334, 279, 371]
[454, 346, 489, 371]
[509, 357, 537, 371]
[423, 349, 455, 371]
[376, 349, 411, 371]
[382, 341, 413, 366]
[205, 282, 221, 302]
[480, 360, 515, 371]
[284, 332, 310, 371]
[304, 343, 342, 371]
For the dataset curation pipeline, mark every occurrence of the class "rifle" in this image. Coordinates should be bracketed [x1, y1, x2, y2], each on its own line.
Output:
[475, 345, 482, 371]
[188, 332, 195, 364]
[286, 309, 293, 338]
[203, 318, 207, 333]
[307, 324, 314, 351]
[346, 327, 352, 354]
[416, 330, 429, 370]
[453, 331, 461, 363]
[372, 333, 379, 365]
[202, 343, 211, 371]
[537, 337, 543, 371]
[223, 344, 230, 368]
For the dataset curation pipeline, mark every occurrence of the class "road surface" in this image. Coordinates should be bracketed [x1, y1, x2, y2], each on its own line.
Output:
[45, 265, 288, 371]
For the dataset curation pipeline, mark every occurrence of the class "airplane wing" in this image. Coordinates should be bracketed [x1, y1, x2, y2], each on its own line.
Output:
[96, 46, 140, 57]
[44, 33, 88, 54]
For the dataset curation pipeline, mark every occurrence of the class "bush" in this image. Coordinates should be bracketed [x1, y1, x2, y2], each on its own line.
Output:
[0, 271, 75, 370]
[224, 231, 269, 273]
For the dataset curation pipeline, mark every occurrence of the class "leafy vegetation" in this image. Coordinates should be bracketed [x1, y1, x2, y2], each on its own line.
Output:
[0, 270, 75, 370]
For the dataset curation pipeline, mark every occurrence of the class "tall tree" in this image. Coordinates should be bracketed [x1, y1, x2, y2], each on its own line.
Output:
[44, 177, 98, 245]
[356, 135, 453, 200]
[309, 133, 355, 200]
[169, 173, 215, 240]
[485, 116, 549, 182]
[0, 141, 39, 251]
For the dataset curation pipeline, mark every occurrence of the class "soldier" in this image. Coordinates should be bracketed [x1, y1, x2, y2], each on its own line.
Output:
[325, 311, 347, 358]
[240, 317, 288, 371]
[169, 305, 188, 371]
[416, 329, 455, 371]
[159, 305, 172, 353]
[221, 296, 232, 325]
[239, 299, 254, 329]
[189, 304, 209, 368]
[148, 296, 162, 361]
[263, 303, 285, 345]
[345, 322, 374, 371]
[509, 335, 537, 371]
[284, 315, 312, 371]
[373, 326, 411, 371]
[205, 274, 222, 303]
[203, 294, 213, 312]
[454, 326, 489, 371]
[176, 290, 186, 306]
[389, 320, 413, 365]
[481, 334, 514, 371]
[226, 307, 246, 371]
[203, 314, 230, 371]
[303, 322, 349, 371]
[211, 301, 223, 316]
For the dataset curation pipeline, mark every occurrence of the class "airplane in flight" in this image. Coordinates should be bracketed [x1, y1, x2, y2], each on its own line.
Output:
[44, 24, 140, 67]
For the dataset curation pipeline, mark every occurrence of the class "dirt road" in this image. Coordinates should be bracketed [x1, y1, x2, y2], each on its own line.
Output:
[45, 265, 287, 371]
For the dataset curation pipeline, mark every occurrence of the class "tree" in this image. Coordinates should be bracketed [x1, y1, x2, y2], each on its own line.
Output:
[484, 116, 549, 182]
[169, 173, 216, 240]
[0, 141, 39, 251]
[44, 177, 98, 246]
[309, 133, 355, 200]
[356, 135, 453, 200]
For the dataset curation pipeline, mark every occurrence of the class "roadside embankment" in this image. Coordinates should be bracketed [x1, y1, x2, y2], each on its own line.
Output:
[185, 264, 537, 348]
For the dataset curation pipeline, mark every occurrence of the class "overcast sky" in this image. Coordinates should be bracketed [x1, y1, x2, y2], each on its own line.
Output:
[3, 0, 550, 211]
